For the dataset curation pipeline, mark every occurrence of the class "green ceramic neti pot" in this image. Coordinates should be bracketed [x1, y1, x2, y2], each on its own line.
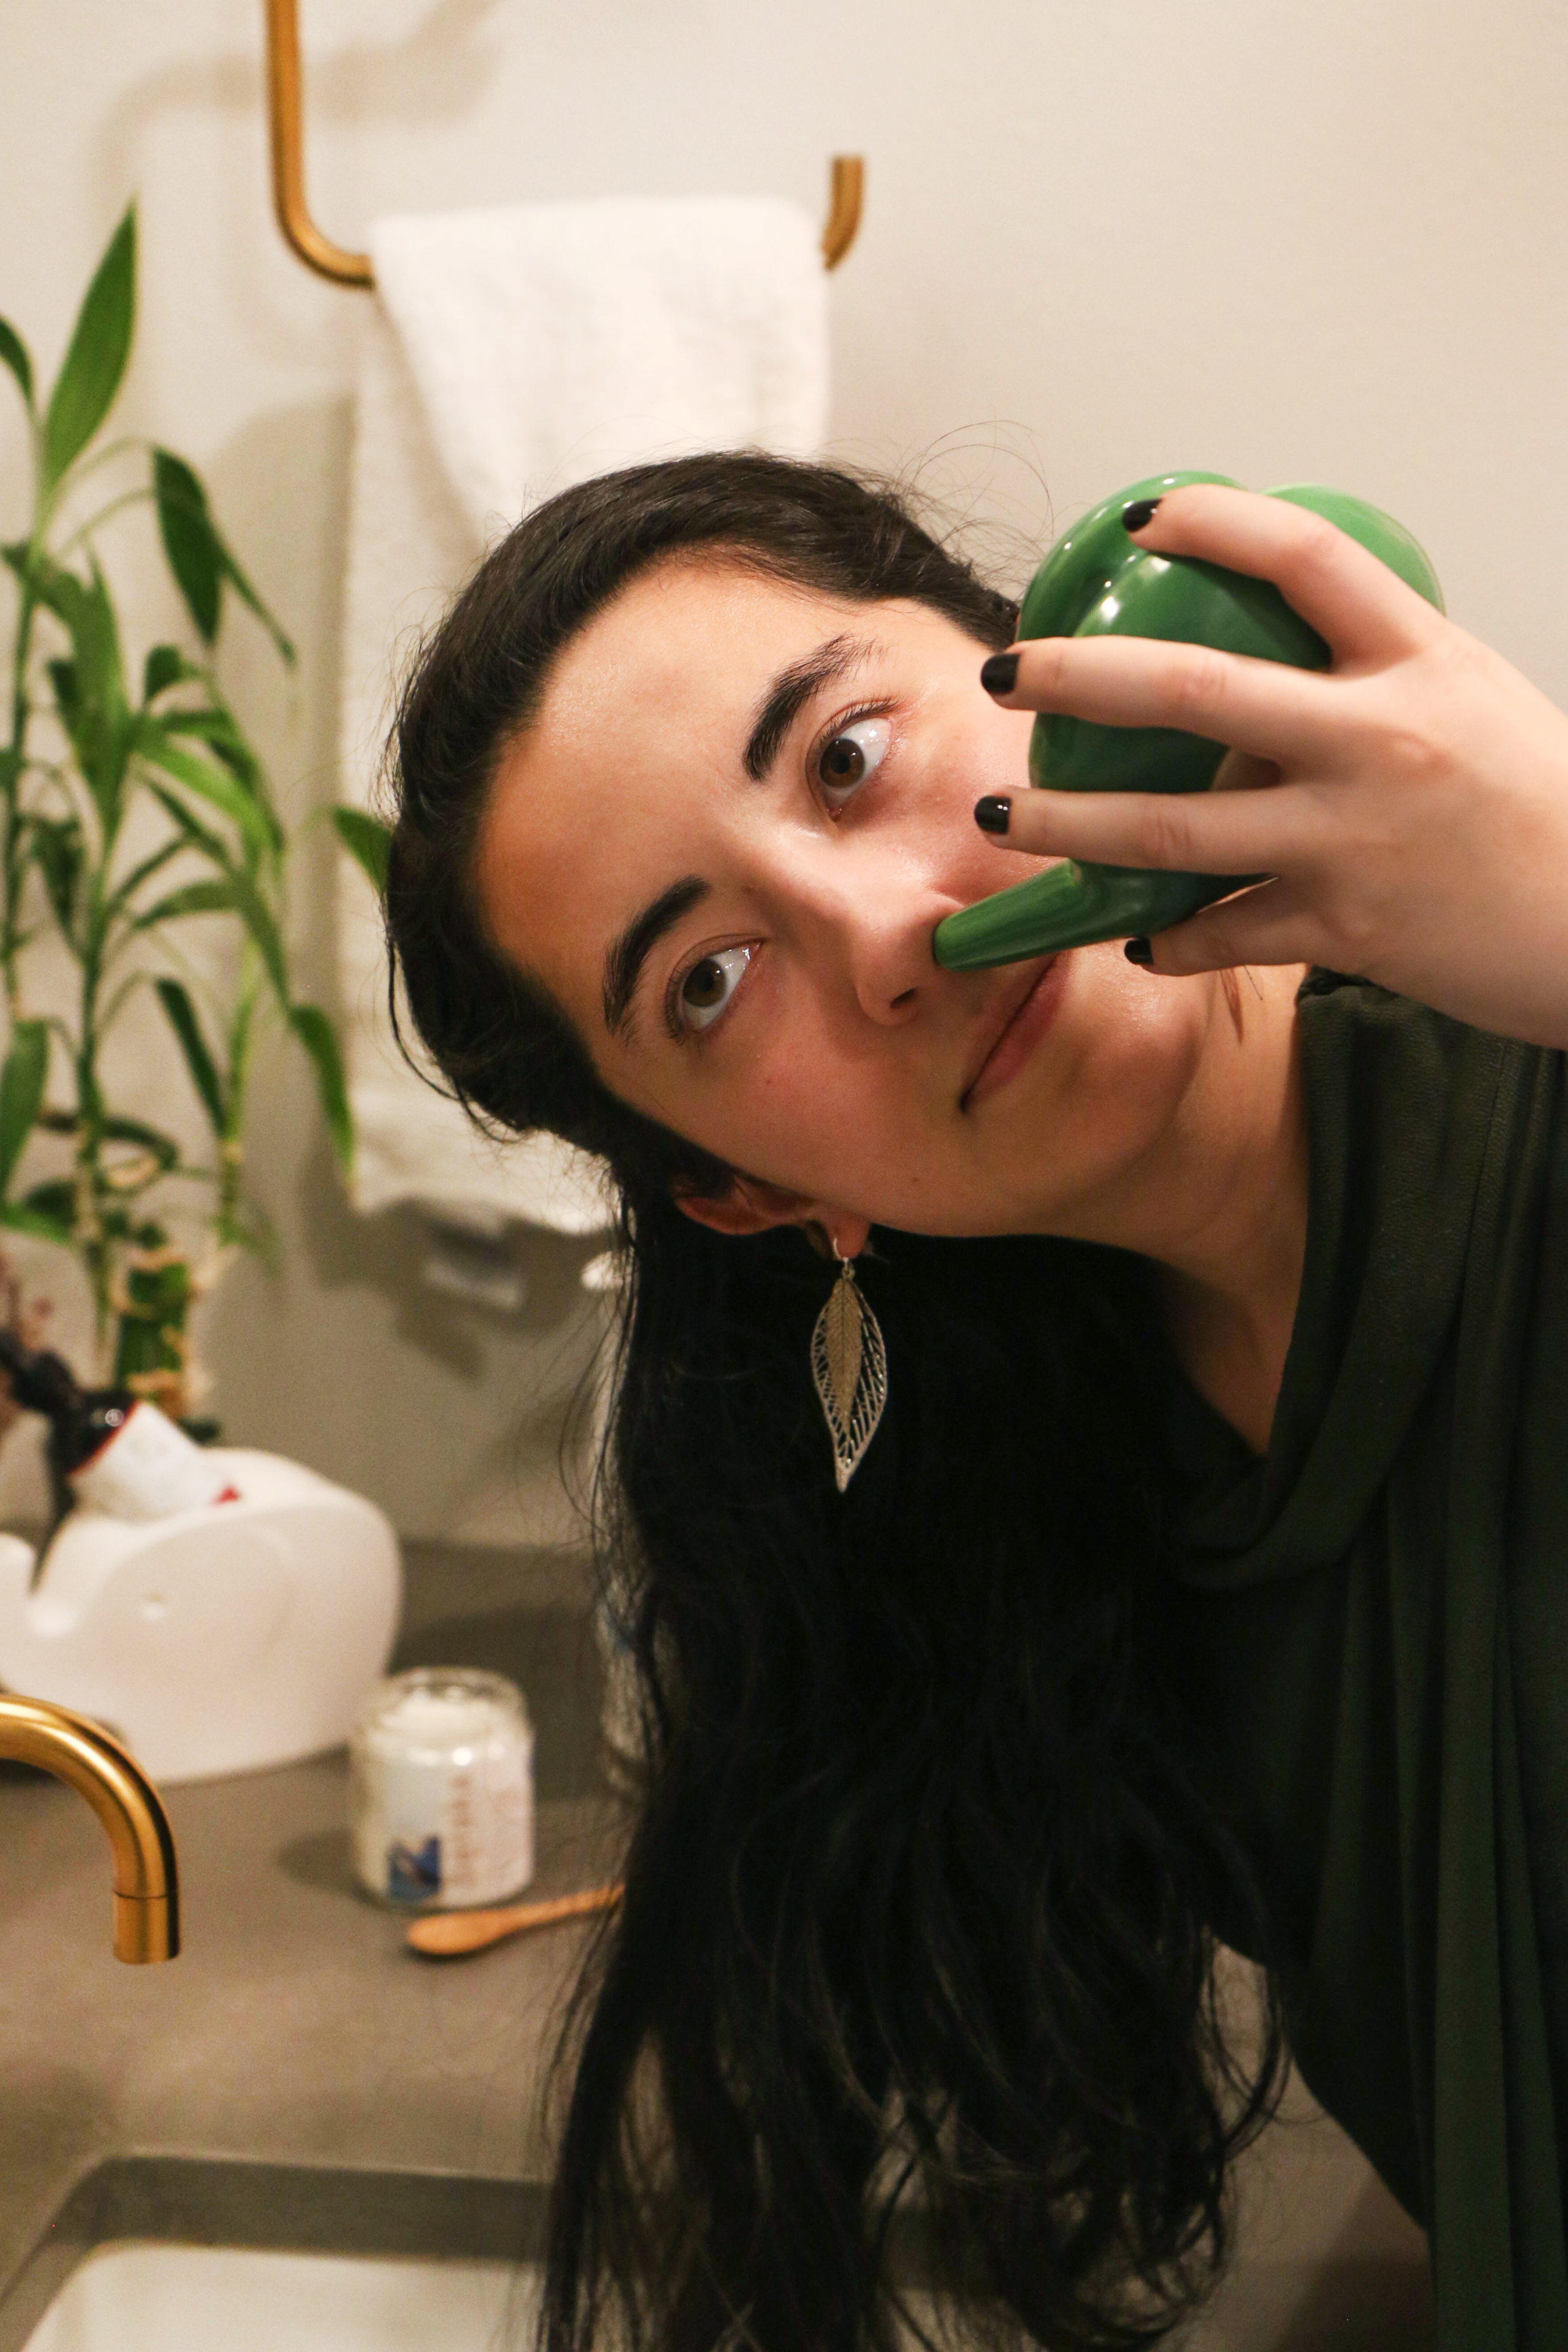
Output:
[931, 471, 1443, 971]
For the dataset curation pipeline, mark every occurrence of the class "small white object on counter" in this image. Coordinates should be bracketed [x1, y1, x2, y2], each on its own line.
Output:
[351, 1667, 534, 1910]
[0, 1450, 400, 1784]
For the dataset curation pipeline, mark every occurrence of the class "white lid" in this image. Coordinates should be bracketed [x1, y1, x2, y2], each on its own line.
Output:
[354, 1666, 530, 1754]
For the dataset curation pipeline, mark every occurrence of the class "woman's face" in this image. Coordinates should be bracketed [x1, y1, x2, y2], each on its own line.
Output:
[478, 555, 1239, 1244]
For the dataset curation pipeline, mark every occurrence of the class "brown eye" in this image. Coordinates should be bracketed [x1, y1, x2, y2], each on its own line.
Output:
[678, 945, 753, 1032]
[815, 715, 891, 809]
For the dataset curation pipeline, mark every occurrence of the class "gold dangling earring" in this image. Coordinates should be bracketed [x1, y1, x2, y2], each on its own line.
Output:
[810, 1239, 888, 1492]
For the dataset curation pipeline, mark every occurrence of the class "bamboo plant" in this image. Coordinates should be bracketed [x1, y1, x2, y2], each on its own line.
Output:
[0, 206, 375, 1414]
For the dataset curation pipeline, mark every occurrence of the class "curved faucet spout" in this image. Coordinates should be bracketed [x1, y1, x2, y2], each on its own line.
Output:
[0, 1696, 179, 1962]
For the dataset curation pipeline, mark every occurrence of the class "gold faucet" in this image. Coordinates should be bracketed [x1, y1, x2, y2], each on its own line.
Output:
[0, 1695, 178, 1962]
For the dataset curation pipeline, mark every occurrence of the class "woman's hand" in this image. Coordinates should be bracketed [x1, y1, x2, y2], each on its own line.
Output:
[981, 482, 1568, 1048]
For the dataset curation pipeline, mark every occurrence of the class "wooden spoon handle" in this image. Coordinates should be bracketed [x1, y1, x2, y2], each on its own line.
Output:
[406, 1881, 622, 1957]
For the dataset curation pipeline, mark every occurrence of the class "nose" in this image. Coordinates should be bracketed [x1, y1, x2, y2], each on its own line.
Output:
[765, 832, 953, 1026]
[843, 903, 936, 1024]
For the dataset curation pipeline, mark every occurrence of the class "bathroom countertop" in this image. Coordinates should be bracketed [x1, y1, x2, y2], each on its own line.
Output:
[0, 1542, 1437, 2352]
[0, 1541, 621, 2349]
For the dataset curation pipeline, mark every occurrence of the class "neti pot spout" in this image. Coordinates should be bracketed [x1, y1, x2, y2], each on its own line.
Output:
[0, 1694, 179, 1962]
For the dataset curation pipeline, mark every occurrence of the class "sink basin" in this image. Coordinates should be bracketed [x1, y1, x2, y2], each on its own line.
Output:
[0, 2141, 1435, 2352]
[22, 2244, 535, 2352]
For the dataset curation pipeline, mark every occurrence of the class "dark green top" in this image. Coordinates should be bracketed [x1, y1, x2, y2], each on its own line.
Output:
[1163, 974, 1568, 2349]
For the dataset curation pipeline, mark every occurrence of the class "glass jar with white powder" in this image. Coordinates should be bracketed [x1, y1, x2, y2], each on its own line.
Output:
[350, 1668, 534, 1910]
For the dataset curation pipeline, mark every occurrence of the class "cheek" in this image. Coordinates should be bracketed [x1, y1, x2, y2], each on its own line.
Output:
[1034, 949, 1212, 1159]
[717, 1017, 890, 1175]
[673, 1002, 922, 1200]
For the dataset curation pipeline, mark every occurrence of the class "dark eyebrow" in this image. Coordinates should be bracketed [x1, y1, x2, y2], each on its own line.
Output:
[602, 873, 711, 1038]
[742, 633, 878, 781]
[599, 637, 878, 1042]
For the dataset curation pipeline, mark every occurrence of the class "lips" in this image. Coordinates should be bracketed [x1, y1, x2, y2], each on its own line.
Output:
[959, 956, 1061, 1110]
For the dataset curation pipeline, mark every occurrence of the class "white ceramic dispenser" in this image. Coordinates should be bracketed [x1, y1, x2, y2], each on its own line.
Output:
[0, 1450, 400, 1784]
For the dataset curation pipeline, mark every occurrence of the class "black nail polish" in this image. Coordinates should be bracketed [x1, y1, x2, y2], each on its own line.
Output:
[979, 652, 1019, 696]
[1124, 935, 1153, 966]
[973, 795, 1012, 836]
[1122, 497, 1162, 532]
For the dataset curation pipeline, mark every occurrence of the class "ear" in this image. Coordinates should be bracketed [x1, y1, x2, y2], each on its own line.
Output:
[675, 1178, 870, 1257]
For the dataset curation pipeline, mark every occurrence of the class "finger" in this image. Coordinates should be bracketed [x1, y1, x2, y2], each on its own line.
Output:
[1126, 482, 1443, 668]
[1000, 632, 1342, 768]
[1134, 877, 1338, 977]
[994, 779, 1324, 877]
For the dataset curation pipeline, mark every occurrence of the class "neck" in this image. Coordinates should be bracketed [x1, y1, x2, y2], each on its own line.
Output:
[1099, 966, 1309, 1456]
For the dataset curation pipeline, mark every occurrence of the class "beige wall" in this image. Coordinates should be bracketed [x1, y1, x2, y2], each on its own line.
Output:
[1, 0, 1563, 1538]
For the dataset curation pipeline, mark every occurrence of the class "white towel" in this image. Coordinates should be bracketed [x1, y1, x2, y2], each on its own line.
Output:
[337, 197, 830, 1239]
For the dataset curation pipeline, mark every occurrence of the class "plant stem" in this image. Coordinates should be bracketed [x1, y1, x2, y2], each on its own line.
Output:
[220, 980, 257, 1240]
[55, 486, 152, 560]
[2, 576, 38, 1016]
[75, 929, 110, 1351]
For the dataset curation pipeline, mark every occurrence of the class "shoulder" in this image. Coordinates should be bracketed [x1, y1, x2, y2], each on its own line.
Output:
[1294, 969, 1539, 1137]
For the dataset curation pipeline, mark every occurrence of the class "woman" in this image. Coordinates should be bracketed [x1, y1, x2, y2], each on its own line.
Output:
[385, 455, 1568, 2351]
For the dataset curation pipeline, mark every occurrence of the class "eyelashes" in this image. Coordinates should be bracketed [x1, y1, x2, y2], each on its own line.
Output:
[663, 697, 897, 1043]
[812, 706, 892, 812]
[670, 942, 755, 1035]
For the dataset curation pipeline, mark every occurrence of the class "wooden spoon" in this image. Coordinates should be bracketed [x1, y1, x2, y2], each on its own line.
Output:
[406, 1881, 622, 1957]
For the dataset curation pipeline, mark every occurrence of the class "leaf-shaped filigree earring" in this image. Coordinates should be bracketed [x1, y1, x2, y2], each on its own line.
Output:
[810, 1241, 888, 1492]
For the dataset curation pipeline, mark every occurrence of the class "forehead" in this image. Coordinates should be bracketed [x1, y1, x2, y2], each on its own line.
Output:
[522, 554, 862, 750]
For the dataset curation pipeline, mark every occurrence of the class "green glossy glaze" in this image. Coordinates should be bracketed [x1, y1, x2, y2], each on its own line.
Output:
[932, 472, 1443, 971]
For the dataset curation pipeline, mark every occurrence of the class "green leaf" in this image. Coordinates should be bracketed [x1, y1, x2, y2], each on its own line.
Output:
[0, 1020, 49, 1198]
[228, 868, 289, 1003]
[332, 805, 391, 894]
[289, 1003, 352, 1173]
[28, 816, 85, 939]
[163, 705, 272, 814]
[42, 207, 136, 495]
[0, 317, 33, 410]
[139, 865, 289, 1008]
[154, 978, 224, 1136]
[0, 1202, 72, 1244]
[33, 555, 132, 823]
[135, 718, 279, 858]
[109, 831, 184, 915]
[142, 644, 192, 703]
[152, 449, 219, 642]
[152, 448, 295, 663]
[47, 656, 81, 732]
[34, 556, 126, 709]
[133, 878, 239, 929]
[20, 1179, 75, 1227]
[142, 780, 228, 866]
[100, 1114, 179, 1166]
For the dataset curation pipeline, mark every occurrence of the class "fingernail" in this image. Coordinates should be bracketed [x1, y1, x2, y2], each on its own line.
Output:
[1124, 936, 1153, 966]
[979, 652, 1019, 696]
[973, 795, 1012, 836]
[1122, 497, 1162, 532]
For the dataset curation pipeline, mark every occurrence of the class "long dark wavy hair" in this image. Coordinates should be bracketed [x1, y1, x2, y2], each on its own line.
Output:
[383, 453, 1284, 2351]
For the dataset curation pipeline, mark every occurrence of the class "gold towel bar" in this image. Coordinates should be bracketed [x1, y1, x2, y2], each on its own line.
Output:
[263, 0, 864, 288]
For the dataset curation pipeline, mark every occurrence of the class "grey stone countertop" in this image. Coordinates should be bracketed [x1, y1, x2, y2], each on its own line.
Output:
[0, 1542, 622, 2350]
[0, 1537, 1439, 2352]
